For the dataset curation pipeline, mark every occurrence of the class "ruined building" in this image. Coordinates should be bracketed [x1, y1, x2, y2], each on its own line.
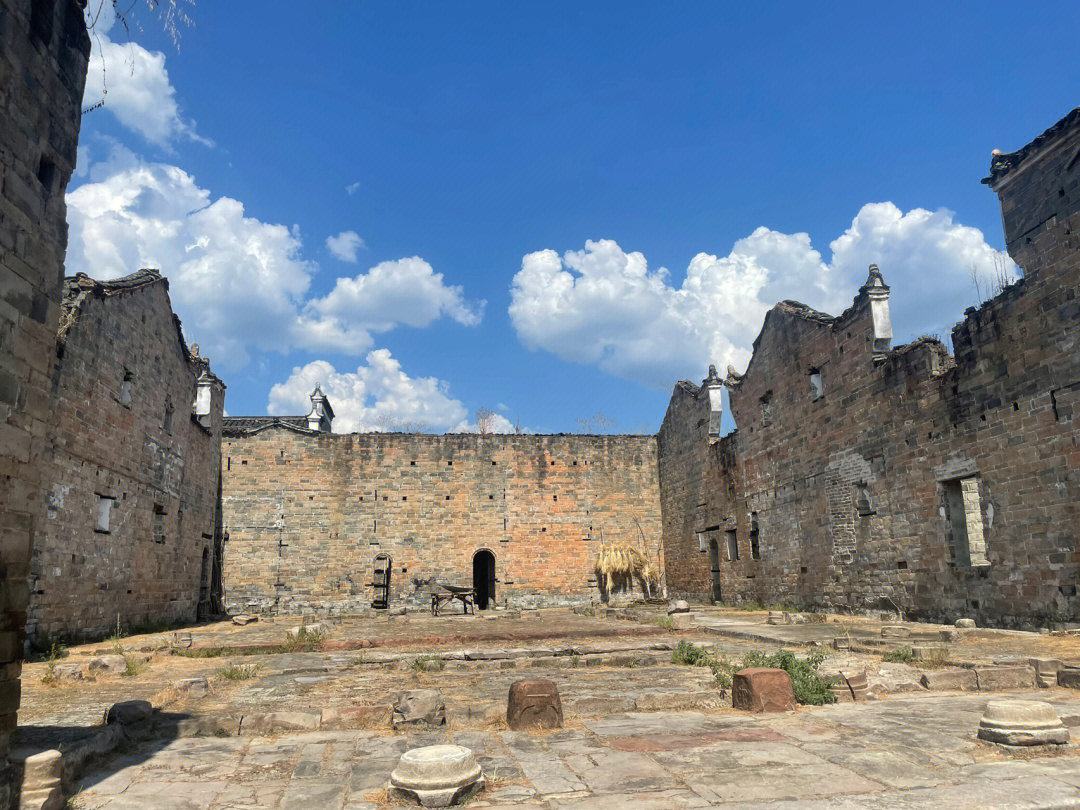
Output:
[219, 110, 1078, 626]
[0, 0, 89, 794]
[220, 401, 661, 613]
[26, 271, 225, 643]
[660, 106, 1080, 627]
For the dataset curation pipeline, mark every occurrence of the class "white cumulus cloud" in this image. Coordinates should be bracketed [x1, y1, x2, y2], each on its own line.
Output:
[65, 147, 482, 368]
[299, 257, 484, 352]
[508, 203, 1017, 389]
[326, 230, 365, 263]
[268, 352, 469, 433]
[83, 6, 205, 146]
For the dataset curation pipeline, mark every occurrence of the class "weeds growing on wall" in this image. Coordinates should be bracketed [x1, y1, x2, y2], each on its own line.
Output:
[654, 615, 675, 630]
[741, 649, 836, 705]
[882, 646, 915, 663]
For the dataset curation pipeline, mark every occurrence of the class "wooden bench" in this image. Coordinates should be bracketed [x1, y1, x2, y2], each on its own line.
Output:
[431, 586, 475, 616]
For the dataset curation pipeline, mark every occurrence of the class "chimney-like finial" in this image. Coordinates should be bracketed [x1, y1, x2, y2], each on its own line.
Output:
[862, 264, 892, 359]
[307, 384, 334, 433]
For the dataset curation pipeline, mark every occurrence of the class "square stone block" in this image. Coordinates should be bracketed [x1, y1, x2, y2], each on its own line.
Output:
[732, 667, 796, 713]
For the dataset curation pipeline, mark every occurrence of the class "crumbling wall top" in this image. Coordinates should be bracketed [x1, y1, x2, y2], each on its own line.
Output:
[983, 106, 1080, 186]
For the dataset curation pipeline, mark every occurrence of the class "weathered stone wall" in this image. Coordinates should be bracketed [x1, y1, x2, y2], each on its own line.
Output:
[660, 109, 1080, 627]
[0, 0, 88, 786]
[27, 273, 225, 642]
[656, 382, 742, 601]
[221, 432, 661, 613]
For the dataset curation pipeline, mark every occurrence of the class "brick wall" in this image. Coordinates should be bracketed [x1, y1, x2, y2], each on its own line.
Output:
[660, 108, 1080, 627]
[26, 273, 225, 643]
[0, 0, 88, 788]
[221, 432, 661, 613]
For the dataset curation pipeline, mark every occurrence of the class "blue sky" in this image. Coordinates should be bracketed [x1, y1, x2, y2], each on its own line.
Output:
[67, 1, 1079, 434]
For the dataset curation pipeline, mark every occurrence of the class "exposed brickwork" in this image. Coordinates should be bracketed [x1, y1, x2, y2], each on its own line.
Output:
[27, 272, 225, 643]
[221, 432, 661, 613]
[0, 0, 89, 785]
[660, 108, 1080, 627]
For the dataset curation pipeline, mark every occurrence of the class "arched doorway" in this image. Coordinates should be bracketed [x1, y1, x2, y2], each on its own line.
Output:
[372, 554, 392, 609]
[708, 537, 722, 603]
[472, 549, 496, 610]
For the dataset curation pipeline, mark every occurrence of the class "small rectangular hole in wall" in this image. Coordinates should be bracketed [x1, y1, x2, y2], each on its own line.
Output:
[488, 494, 494, 500]
[553, 495, 557, 501]
[445, 495, 451, 500]
[572, 460, 577, 466]
[226, 457, 231, 471]
[491, 460, 496, 465]
[402, 496, 407, 501]
[447, 460, 453, 466]
[503, 518, 508, 530]
[1013, 401, 1019, 411]
[373, 519, 377, 532]
[800, 566, 808, 574]
[943, 475, 989, 567]
[897, 560, 908, 569]
[241, 459, 248, 465]
[383, 495, 387, 501]
[308, 495, 314, 501]
[550, 460, 555, 466]
[410, 460, 416, 466]
[541, 527, 547, 532]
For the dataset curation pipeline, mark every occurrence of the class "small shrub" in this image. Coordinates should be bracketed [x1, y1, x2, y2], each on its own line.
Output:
[740, 649, 836, 705]
[672, 640, 711, 666]
[654, 615, 675, 631]
[568, 653, 581, 667]
[671, 641, 734, 689]
[882, 646, 915, 664]
[282, 625, 327, 652]
[409, 654, 445, 673]
[916, 647, 950, 668]
[120, 653, 147, 678]
[217, 663, 260, 681]
[40, 641, 68, 684]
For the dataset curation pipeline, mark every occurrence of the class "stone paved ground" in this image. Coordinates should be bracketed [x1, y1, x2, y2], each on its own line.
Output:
[71, 692, 1080, 809]
[19, 607, 1080, 808]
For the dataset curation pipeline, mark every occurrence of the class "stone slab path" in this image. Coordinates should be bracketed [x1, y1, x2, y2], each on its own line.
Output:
[72, 691, 1080, 809]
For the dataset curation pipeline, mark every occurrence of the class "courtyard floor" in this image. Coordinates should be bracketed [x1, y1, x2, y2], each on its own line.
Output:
[15, 605, 1080, 808]
[71, 693, 1080, 809]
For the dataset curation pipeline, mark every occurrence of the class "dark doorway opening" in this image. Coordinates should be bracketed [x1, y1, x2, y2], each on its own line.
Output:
[708, 538, 722, 603]
[473, 549, 496, 610]
[372, 554, 391, 609]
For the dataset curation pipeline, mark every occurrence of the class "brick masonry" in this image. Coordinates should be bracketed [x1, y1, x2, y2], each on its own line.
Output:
[220, 431, 661, 613]
[660, 107, 1080, 627]
[0, 0, 89, 789]
[27, 272, 225, 643]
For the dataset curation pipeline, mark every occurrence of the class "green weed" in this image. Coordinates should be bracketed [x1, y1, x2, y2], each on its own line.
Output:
[409, 654, 445, 673]
[216, 662, 261, 681]
[671, 640, 735, 689]
[740, 649, 836, 705]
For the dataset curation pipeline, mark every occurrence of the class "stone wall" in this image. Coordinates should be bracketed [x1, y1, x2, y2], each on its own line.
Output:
[221, 432, 661, 613]
[27, 272, 225, 643]
[659, 108, 1080, 627]
[0, 0, 88, 789]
